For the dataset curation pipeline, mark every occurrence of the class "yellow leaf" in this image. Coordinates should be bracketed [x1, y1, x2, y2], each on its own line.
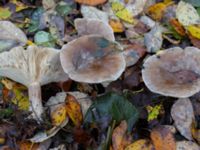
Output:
[0, 7, 11, 20]
[146, 104, 162, 121]
[111, 2, 135, 24]
[109, 19, 124, 33]
[10, 0, 29, 12]
[187, 25, 200, 39]
[164, 0, 172, 4]
[125, 139, 154, 150]
[65, 94, 83, 127]
[51, 104, 67, 126]
[146, 3, 167, 21]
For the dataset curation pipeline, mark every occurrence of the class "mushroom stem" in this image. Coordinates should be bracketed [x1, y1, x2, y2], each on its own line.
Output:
[28, 82, 43, 121]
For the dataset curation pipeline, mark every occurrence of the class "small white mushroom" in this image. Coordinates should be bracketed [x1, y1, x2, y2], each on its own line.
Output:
[60, 35, 126, 83]
[0, 46, 68, 120]
[142, 47, 200, 98]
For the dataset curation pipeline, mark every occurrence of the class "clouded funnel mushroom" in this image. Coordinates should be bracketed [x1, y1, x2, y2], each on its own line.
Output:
[60, 35, 126, 83]
[142, 47, 200, 98]
[0, 46, 68, 120]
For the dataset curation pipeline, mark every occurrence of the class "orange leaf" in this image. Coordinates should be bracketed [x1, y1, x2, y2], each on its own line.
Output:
[75, 0, 107, 6]
[170, 19, 186, 36]
[65, 94, 83, 127]
[150, 126, 176, 150]
[125, 139, 154, 150]
[109, 19, 124, 33]
[18, 141, 39, 150]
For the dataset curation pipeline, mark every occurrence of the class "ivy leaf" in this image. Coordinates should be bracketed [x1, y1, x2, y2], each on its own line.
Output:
[84, 92, 139, 132]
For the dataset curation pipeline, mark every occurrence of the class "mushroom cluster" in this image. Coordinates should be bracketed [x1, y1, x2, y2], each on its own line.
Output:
[142, 47, 200, 98]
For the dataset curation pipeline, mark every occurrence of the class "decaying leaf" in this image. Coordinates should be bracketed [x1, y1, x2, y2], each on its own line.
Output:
[150, 126, 176, 150]
[51, 104, 67, 126]
[125, 139, 154, 150]
[169, 18, 186, 36]
[176, 1, 200, 26]
[171, 98, 194, 140]
[176, 141, 200, 150]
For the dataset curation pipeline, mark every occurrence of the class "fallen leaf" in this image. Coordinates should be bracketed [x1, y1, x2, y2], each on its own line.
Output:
[112, 2, 135, 24]
[109, 19, 124, 33]
[10, 0, 29, 12]
[183, 0, 200, 7]
[75, 0, 107, 6]
[81, 5, 109, 23]
[0, 7, 11, 20]
[42, 0, 55, 10]
[112, 120, 128, 150]
[176, 141, 200, 150]
[65, 94, 83, 127]
[125, 139, 154, 150]
[150, 125, 176, 150]
[34, 31, 55, 47]
[18, 141, 39, 150]
[0, 21, 27, 46]
[189, 33, 200, 48]
[187, 25, 200, 39]
[176, 1, 200, 26]
[146, 104, 163, 121]
[51, 104, 67, 126]
[144, 24, 163, 53]
[171, 98, 194, 140]
[169, 18, 186, 36]
[146, 2, 168, 21]
[191, 121, 200, 144]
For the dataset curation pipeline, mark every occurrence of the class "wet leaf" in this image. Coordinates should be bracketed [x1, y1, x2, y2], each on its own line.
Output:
[65, 94, 83, 127]
[0, 7, 11, 20]
[84, 92, 139, 132]
[125, 139, 154, 150]
[176, 1, 200, 26]
[171, 98, 194, 140]
[150, 126, 176, 150]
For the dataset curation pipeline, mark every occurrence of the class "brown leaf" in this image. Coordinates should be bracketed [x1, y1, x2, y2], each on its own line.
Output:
[150, 125, 176, 150]
[169, 18, 186, 36]
[125, 139, 155, 150]
[18, 141, 39, 150]
[112, 120, 129, 150]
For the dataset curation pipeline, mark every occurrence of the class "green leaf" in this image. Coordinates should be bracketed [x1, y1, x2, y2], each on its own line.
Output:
[84, 92, 139, 132]
[55, 2, 72, 16]
[0, 108, 13, 119]
[28, 7, 44, 33]
[34, 31, 55, 47]
[197, 7, 200, 16]
[183, 0, 200, 7]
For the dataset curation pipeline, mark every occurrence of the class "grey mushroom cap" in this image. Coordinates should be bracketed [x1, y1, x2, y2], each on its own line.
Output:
[142, 47, 200, 98]
[74, 18, 115, 41]
[0, 45, 68, 86]
[60, 35, 126, 83]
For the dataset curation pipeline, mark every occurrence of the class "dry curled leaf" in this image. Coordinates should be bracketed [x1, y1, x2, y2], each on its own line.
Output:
[171, 98, 194, 140]
[125, 139, 154, 150]
[150, 126, 176, 150]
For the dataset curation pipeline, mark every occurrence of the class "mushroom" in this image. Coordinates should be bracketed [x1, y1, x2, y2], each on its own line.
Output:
[74, 18, 115, 41]
[142, 47, 200, 98]
[60, 35, 126, 83]
[0, 46, 68, 120]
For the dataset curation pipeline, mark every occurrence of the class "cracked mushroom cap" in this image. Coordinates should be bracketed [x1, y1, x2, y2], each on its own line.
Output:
[0, 46, 68, 86]
[75, 18, 115, 41]
[60, 35, 126, 83]
[142, 47, 200, 98]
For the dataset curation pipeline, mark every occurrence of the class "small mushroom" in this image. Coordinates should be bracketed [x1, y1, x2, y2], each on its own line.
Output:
[0, 46, 68, 120]
[60, 35, 126, 83]
[142, 47, 200, 98]
[74, 18, 115, 41]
